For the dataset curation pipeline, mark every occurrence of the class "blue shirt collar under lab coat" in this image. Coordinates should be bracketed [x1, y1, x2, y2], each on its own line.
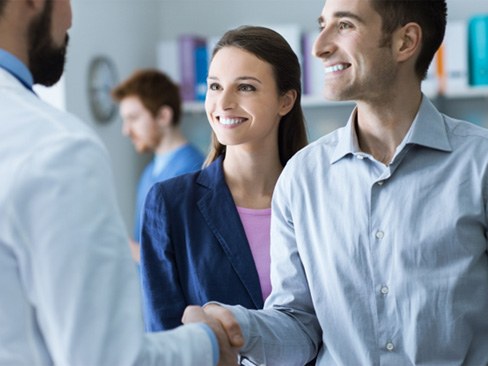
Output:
[0, 49, 34, 91]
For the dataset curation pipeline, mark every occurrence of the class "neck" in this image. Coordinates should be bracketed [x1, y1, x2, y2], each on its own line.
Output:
[154, 127, 187, 154]
[223, 147, 283, 209]
[355, 87, 422, 165]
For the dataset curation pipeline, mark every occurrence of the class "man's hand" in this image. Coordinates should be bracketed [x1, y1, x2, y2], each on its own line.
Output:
[182, 305, 244, 365]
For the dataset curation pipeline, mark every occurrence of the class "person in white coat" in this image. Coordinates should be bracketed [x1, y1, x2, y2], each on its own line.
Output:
[0, 0, 241, 365]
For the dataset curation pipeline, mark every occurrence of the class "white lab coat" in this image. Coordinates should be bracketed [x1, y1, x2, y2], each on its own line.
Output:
[0, 68, 213, 366]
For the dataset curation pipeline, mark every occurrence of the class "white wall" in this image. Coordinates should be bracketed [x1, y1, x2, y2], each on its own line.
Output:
[156, 0, 487, 40]
[64, 0, 160, 232]
[158, 0, 324, 39]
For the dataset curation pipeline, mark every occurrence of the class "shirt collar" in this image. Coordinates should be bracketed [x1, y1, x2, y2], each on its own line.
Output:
[0, 49, 34, 91]
[331, 95, 452, 164]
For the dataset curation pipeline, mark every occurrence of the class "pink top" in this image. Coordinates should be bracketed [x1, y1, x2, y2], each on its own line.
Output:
[236, 206, 272, 301]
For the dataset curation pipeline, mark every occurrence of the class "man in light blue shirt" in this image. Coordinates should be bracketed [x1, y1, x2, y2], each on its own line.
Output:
[194, 0, 488, 364]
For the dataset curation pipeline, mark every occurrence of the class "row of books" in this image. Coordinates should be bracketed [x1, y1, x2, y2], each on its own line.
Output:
[424, 16, 488, 97]
[157, 18, 488, 102]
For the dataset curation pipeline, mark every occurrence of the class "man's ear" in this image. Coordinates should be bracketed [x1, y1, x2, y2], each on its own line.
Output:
[393, 22, 422, 63]
[156, 106, 174, 127]
[26, 0, 46, 13]
[278, 89, 297, 117]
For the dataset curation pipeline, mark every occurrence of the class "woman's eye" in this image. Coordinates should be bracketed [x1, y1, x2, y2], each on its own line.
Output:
[208, 83, 220, 91]
[239, 84, 256, 92]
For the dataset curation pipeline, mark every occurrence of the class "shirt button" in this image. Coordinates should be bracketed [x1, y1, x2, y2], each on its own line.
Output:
[377, 180, 384, 186]
[375, 231, 384, 239]
[380, 286, 389, 295]
[386, 342, 395, 351]
[357, 154, 365, 160]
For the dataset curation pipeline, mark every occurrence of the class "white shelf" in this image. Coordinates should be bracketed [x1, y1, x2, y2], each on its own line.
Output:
[301, 96, 355, 108]
[442, 86, 488, 99]
[183, 100, 207, 114]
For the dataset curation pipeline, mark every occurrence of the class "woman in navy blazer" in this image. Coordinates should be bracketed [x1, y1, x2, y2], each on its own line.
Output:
[140, 26, 308, 331]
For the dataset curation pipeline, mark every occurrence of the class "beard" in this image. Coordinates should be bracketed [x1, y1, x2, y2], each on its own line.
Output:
[28, 0, 69, 87]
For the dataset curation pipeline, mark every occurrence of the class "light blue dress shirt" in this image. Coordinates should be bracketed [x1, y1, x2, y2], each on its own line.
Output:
[0, 49, 33, 91]
[230, 96, 488, 365]
[133, 144, 203, 241]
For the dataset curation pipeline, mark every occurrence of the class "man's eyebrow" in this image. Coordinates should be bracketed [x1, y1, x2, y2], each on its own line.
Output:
[318, 11, 365, 25]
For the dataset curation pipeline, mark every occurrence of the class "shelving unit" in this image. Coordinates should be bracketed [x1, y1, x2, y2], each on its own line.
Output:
[442, 86, 488, 99]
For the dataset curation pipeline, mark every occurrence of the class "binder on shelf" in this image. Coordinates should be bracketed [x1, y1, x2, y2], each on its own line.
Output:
[302, 30, 324, 97]
[421, 51, 439, 97]
[179, 35, 207, 101]
[206, 35, 221, 65]
[440, 20, 470, 95]
[468, 15, 488, 86]
[194, 44, 208, 101]
[157, 39, 180, 84]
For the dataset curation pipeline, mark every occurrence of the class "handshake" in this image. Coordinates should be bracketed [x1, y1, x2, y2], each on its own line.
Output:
[182, 304, 249, 366]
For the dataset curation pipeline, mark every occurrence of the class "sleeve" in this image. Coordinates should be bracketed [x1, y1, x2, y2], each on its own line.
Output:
[11, 132, 214, 366]
[140, 183, 189, 331]
[225, 169, 322, 366]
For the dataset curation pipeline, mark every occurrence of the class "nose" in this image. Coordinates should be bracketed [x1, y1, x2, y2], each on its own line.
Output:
[312, 27, 336, 60]
[217, 88, 236, 110]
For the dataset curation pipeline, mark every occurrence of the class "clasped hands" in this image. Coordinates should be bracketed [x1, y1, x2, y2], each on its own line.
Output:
[182, 304, 244, 366]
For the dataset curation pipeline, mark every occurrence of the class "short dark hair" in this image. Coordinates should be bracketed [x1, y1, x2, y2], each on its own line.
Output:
[205, 25, 308, 167]
[371, 0, 447, 80]
[111, 69, 182, 125]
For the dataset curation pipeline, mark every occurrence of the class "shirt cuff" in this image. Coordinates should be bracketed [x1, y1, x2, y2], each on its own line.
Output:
[196, 323, 219, 365]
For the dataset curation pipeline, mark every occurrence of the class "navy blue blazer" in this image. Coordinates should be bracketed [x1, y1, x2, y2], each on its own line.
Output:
[140, 156, 264, 331]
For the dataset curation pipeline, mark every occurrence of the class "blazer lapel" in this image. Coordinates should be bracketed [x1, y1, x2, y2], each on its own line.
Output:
[196, 157, 264, 309]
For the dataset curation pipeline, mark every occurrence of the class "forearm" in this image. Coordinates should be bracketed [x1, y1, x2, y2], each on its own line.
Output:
[226, 305, 320, 366]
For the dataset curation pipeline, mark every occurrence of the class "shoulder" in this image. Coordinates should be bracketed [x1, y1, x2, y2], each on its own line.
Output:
[1, 91, 109, 188]
[445, 115, 488, 141]
[283, 128, 342, 176]
[147, 168, 204, 205]
[441, 115, 488, 157]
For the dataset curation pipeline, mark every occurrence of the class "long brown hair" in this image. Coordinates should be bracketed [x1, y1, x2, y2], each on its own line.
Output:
[204, 25, 308, 167]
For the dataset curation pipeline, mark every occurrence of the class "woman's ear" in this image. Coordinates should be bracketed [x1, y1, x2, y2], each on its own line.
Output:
[156, 106, 174, 127]
[278, 89, 297, 116]
[393, 22, 422, 63]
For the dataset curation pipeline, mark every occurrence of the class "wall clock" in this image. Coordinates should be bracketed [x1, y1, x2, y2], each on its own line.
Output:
[87, 56, 118, 123]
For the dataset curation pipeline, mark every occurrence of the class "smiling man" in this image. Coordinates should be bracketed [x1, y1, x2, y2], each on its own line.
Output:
[196, 0, 488, 364]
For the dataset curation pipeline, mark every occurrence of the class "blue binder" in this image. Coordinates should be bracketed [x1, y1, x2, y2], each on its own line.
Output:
[468, 15, 488, 86]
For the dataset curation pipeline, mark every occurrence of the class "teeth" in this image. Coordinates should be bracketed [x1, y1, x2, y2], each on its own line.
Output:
[325, 64, 348, 74]
[220, 118, 244, 125]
